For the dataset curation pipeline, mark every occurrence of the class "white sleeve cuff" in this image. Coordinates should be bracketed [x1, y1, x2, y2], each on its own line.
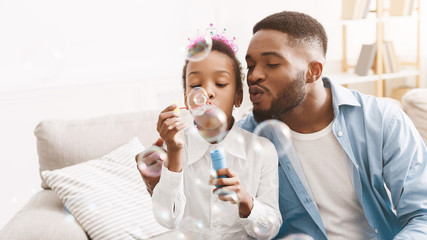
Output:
[237, 198, 281, 240]
[157, 163, 183, 195]
[238, 197, 263, 225]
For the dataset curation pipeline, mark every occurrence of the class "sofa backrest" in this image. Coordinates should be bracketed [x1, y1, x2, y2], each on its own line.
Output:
[35, 109, 191, 189]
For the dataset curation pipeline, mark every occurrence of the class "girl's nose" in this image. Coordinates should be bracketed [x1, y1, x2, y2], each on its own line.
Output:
[204, 84, 215, 100]
[206, 88, 215, 100]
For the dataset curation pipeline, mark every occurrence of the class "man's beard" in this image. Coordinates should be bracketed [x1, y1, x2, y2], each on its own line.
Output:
[253, 71, 306, 122]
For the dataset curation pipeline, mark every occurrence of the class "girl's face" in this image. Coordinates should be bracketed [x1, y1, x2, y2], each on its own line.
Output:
[185, 51, 242, 129]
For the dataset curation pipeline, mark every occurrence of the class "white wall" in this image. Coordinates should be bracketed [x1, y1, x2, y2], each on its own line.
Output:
[1, 0, 426, 229]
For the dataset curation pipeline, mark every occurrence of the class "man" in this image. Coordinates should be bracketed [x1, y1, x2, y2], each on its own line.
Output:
[138, 11, 427, 239]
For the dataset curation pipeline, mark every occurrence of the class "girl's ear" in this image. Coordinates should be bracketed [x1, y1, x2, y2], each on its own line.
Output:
[184, 92, 189, 109]
[234, 88, 243, 108]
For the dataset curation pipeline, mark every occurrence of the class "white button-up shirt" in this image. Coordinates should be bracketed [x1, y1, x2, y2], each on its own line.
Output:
[152, 120, 281, 239]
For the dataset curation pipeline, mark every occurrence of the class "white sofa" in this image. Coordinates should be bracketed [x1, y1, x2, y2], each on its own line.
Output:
[0, 89, 426, 240]
[0, 110, 184, 240]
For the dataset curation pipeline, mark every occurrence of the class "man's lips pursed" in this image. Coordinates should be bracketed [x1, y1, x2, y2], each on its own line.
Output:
[249, 85, 265, 104]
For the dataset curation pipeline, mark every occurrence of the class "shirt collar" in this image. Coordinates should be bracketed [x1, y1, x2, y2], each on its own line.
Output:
[323, 77, 361, 115]
[187, 118, 247, 166]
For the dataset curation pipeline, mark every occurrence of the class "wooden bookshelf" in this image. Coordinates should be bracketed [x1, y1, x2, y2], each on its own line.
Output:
[338, 0, 421, 97]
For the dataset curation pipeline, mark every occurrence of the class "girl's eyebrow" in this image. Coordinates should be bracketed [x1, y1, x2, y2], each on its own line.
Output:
[188, 70, 231, 77]
[187, 71, 201, 77]
[215, 70, 231, 76]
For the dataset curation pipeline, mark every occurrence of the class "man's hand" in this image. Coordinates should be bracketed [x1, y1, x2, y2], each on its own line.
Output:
[213, 168, 254, 218]
[135, 138, 165, 196]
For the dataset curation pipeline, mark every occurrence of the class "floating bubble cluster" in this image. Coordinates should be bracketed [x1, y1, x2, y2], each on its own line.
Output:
[186, 87, 228, 143]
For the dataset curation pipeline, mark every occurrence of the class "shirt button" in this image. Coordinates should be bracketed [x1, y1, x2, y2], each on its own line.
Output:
[375, 229, 378, 234]
[337, 131, 343, 137]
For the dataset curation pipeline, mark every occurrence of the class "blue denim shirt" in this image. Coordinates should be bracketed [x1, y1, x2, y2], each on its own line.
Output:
[238, 77, 427, 240]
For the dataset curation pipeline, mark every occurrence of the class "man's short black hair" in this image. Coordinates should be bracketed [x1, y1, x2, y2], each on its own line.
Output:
[253, 11, 328, 56]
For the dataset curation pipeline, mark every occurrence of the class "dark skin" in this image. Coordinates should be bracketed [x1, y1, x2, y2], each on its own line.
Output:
[245, 29, 333, 133]
[137, 50, 254, 217]
[137, 30, 334, 217]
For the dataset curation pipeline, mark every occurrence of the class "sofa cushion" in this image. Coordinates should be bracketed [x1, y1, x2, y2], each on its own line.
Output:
[0, 190, 88, 240]
[402, 88, 427, 144]
[41, 138, 171, 240]
[35, 110, 162, 189]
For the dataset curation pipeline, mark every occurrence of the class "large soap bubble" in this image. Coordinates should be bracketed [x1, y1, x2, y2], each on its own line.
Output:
[186, 87, 209, 116]
[185, 32, 212, 62]
[193, 105, 227, 143]
[253, 216, 278, 238]
[136, 146, 167, 177]
[253, 119, 292, 158]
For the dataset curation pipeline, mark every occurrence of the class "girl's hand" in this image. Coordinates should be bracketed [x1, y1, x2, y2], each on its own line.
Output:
[157, 104, 187, 151]
[213, 168, 254, 218]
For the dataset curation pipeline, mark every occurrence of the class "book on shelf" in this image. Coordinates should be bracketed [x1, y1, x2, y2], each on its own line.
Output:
[372, 41, 400, 74]
[355, 43, 377, 76]
[341, 0, 371, 19]
[389, 0, 415, 16]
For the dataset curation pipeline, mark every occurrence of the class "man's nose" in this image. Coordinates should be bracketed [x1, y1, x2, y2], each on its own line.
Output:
[247, 67, 265, 85]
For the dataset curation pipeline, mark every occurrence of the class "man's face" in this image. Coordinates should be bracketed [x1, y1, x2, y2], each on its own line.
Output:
[245, 29, 308, 122]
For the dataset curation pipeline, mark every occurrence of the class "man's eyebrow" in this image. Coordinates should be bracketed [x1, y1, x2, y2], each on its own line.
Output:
[261, 52, 285, 59]
[245, 52, 285, 61]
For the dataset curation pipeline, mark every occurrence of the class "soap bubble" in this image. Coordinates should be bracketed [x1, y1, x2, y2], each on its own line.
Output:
[152, 201, 173, 223]
[253, 216, 277, 238]
[186, 87, 228, 143]
[211, 191, 239, 218]
[208, 169, 218, 186]
[186, 32, 212, 62]
[280, 233, 315, 240]
[186, 87, 209, 116]
[193, 105, 227, 143]
[253, 119, 292, 157]
[190, 172, 215, 193]
[136, 146, 167, 177]
[181, 217, 206, 232]
[63, 207, 77, 224]
[214, 188, 240, 205]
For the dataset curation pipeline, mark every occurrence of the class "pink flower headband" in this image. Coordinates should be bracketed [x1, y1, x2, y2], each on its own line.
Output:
[187, 23, 238, 54]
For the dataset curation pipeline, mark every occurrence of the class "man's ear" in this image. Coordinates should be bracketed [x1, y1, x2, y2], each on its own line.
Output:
[306, 61, 323, 83]
[234, 88, 243, 108]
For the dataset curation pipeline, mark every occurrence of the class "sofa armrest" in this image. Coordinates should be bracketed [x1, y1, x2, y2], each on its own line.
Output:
[0, 190, 88, 240]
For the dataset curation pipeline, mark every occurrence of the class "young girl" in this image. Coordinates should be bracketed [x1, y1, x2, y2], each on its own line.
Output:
[151, 37, 281, 239]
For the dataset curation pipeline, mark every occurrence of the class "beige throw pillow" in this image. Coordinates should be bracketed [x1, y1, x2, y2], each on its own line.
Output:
[42, 138, 171, 240]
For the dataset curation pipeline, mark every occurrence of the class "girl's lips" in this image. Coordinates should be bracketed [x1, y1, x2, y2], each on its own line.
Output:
[249, 86, 265, 104]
